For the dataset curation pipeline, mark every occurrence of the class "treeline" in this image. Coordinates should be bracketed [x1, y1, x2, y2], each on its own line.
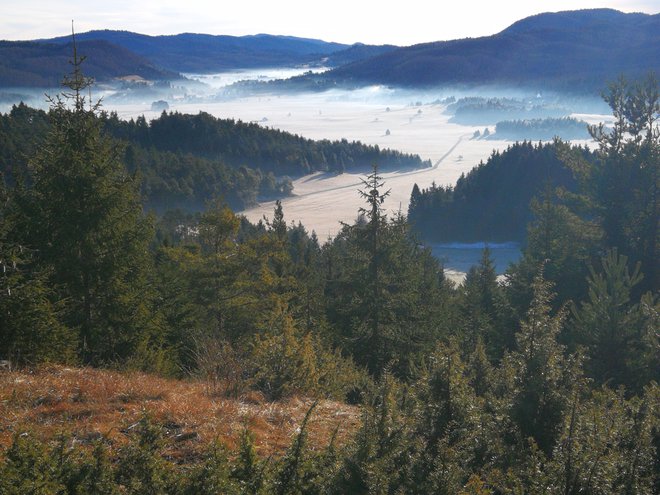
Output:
[100, 110, 430, 176]
[0, 64, 658, 492]
[493, 117, 590, 141]
[445, 96, 568, 125]
[408, 140, 583, 242]
[0, 104, 428, 211]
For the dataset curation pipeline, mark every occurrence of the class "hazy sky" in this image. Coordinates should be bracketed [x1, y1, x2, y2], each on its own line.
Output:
[2, 0, 658, 45]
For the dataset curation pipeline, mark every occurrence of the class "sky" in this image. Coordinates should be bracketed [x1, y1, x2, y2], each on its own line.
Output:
[1, 0, 658, 46]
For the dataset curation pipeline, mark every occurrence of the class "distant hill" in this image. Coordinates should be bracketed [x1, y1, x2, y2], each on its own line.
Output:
[6, 10, 657, 91]
[327, 9, 660, 92]
[320, 43, 398, 67]
[0, 39, 177, 87]
[39, 31, 352, 73]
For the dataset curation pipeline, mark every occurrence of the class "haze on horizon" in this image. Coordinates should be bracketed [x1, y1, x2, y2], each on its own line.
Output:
[2, 0, 658, 46]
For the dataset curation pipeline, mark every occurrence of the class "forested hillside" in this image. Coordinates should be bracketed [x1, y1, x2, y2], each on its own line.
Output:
[41, 30, 349, 72]
[0, 59, 658, 493]
[0, 39, 177, 87]
[2, 30, 395, 87]
[326, 9, 660, 91]
[408, 140, 584, 242]
[0, 104, 428, 211]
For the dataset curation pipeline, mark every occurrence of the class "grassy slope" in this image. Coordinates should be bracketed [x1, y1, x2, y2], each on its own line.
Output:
[0, 366, 359, 461]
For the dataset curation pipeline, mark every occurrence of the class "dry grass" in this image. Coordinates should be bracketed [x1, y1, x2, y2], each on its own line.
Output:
[0, 365, 360, 461]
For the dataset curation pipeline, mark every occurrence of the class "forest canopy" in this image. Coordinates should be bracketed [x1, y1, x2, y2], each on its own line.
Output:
[0, 104, 429, 211]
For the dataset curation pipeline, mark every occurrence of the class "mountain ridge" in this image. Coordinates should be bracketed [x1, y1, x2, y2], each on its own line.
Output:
[0, 39, 177, 87]
[326, 9, 660, 92]
[36, 30, 353, 73]
[2, 9, 658, 91]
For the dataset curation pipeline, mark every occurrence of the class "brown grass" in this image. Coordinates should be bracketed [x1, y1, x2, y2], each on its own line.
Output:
[0, 365, 360, 461]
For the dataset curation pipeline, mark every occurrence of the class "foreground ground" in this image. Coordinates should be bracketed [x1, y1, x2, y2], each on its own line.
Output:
[0, 366, 360, 461]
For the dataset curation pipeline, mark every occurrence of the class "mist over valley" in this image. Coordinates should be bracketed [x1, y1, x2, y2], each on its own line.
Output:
[0, 8, 651, 276]
[1, 5, 659, 491]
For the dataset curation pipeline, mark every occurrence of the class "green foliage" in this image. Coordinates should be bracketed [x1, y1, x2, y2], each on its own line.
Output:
[116, 416, 173, 494]
[271, 402, 319, 495]
[103, 110, 430, 177]
[326, 166, 450, 378]
[2, 103, 428, 214]
[1, 60, 659, 495]
[571, 249, 659, 390]
[0, 432, 67, 495]
[459, 247, 516, 361]
[330, 374, 410, 494]
[547, 385, 659, 494]
[408, 141, 582, 243]
[502, 273, 579, 455]
[251, 305, 363, 400]
[0, 240, 76, 365]
[572, 74, 659, 291]
[507, 186, 601, 310]
[494, 117, 590, 141]
[178, 443, 239, 495]
[406, 343, 482, 494]
[0, 433, 118, 495]
[232, 428, 266, 494]
[11, 51, 158, 366]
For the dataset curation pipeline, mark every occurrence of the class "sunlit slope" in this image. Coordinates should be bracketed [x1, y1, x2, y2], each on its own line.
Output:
[328, 9, 660, 91]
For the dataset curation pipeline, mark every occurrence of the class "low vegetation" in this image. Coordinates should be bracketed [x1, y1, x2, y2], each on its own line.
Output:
[0, 365, 359, 459]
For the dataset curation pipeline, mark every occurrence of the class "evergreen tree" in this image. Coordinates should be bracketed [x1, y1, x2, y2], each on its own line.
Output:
[502, 272, 579, 455]
[460, 247, 515, 361]
[115, 416, 172, 494]
[325, 165, 447, 378]
[568, 74, 659, 292]
[548, 385, 658, 495]
[506, 187, 601, 313]
[179, 442, 239, 495]
[13, 39, 156, 365]
[408, 343, 482, 493]
[0, 178, 76, 365]
[231, 428, 265, 494]
[571, 249, 658, 391]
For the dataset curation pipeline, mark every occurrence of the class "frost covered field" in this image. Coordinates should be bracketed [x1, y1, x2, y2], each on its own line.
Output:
[99, 70, 602, 278]
[107, 83, 512, 237]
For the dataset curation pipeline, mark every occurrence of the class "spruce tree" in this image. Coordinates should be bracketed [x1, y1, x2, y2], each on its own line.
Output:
[15, 34, 155, 364]
[567, 74, 659, 292]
